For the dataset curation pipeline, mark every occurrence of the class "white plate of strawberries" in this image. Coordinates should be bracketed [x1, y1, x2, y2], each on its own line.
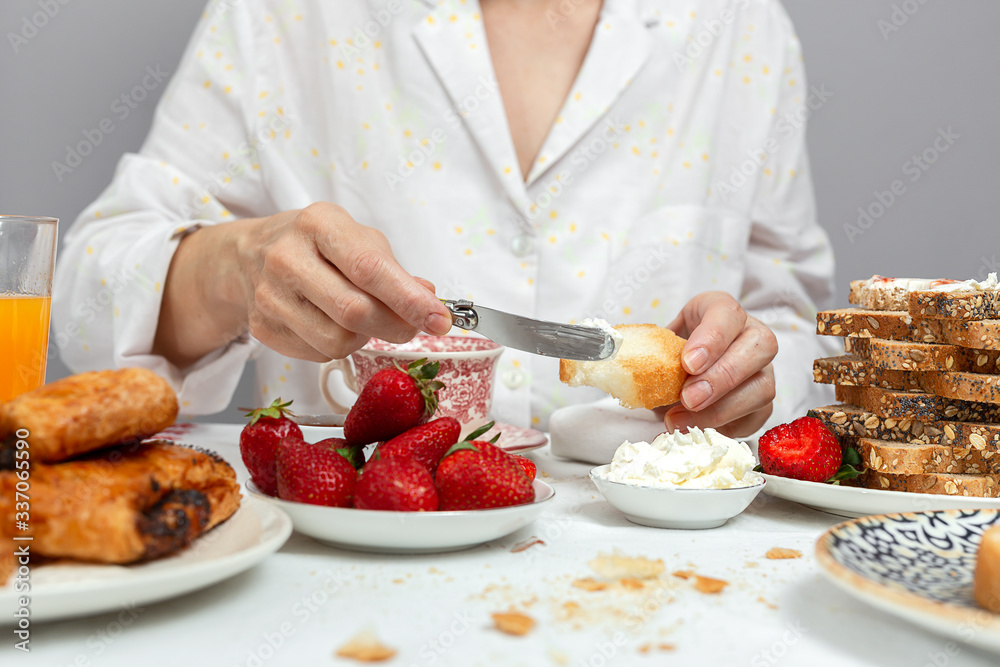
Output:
[238, 360, 555, 553]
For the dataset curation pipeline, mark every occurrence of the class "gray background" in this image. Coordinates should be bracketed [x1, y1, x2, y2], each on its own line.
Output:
[2, 0, 998, 422]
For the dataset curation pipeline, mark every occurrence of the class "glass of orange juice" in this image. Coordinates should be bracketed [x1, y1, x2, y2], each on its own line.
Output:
[0, 215, 58, 402]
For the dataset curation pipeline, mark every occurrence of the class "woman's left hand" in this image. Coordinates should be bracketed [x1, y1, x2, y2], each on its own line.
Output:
[664, 291, 778, 438]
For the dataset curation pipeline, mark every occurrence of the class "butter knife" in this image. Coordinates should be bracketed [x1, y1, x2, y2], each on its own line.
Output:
[441, 299, 616, 361]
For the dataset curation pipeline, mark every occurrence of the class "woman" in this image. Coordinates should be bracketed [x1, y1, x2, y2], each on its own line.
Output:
[53, 0, 836, 437]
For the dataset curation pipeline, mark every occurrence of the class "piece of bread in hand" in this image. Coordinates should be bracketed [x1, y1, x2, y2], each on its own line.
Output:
[975, 525, 1000, 613]
[559, 323, 688, 409]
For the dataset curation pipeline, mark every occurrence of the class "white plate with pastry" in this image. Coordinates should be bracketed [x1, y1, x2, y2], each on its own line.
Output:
[763, 473, 1000, 519]
[246, 479, 555, 554]
[0, 496, 292, 624]
[816, 509, 1000, 654]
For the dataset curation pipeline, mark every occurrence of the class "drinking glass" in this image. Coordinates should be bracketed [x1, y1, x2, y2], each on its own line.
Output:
[0, 216, 58, 402]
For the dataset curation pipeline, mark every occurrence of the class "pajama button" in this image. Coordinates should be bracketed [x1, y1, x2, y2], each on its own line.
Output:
[502, 369, 526, 389]
[511, 234, 534, 257]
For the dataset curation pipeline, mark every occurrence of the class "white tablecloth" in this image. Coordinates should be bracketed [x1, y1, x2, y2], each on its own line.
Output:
[10, 424, 998, 667]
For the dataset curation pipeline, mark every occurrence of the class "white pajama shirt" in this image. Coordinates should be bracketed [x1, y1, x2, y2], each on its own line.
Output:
[53, 0, 838, 431]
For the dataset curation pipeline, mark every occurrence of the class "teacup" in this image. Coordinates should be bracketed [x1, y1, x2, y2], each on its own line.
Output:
[319, 336, 505, 435]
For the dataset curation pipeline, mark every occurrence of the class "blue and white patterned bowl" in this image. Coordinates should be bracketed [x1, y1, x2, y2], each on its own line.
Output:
[816, 509, 1000, 654]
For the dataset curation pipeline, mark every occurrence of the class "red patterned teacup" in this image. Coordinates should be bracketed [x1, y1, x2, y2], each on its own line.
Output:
[319, 336, 505, 435]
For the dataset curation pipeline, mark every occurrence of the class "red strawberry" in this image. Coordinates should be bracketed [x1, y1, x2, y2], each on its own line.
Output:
[239, 398, 303, 496]
[344, 359, 445, 447]
[275, 437, 356, 507]
[511, 455, 536, 482]
[354, 457, 439, 511]
[314, 436, 366, 470]
[376, 417, 461, 474]
[758, 416, 842, 483]
[435, 441, 535, 511]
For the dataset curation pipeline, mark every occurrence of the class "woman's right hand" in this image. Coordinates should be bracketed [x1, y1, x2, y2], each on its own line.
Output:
[154, 202, 453, 367]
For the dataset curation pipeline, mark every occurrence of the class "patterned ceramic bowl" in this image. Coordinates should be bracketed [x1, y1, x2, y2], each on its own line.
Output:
[319, 335, 505, 434]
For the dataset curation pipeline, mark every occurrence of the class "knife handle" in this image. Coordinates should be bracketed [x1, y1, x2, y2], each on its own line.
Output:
[441, 299, 479, 330]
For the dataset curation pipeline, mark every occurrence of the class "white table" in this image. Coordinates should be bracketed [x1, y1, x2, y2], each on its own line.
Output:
[8, 424, 998, 667]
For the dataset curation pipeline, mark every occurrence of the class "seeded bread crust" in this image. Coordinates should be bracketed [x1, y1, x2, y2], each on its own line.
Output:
[909, 290, 1000, 321]
[810, 404, 943, 443]
[811, 404, 1000, 450]
[817, 310, 1000, 351]
[842, 436, 1000, 475]
[849, 279, 915, 312]
[846, 337, 1000, 374]
[855, 469, 1000, 497]
[813, 356, 921, 391]
[817, 309, 923, 341]
[834, 385, 1000, 423]
[921, 372, 1000, 406]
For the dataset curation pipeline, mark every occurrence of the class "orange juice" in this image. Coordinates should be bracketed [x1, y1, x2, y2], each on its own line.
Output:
[0, 295, 52, 402]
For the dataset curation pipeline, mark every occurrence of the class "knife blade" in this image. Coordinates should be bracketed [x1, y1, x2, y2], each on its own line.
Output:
[441, 299, 616, 361]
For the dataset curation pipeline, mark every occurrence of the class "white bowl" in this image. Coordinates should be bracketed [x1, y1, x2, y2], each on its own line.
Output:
[246, 479, 555, 554]
[589, 464, 766, 529]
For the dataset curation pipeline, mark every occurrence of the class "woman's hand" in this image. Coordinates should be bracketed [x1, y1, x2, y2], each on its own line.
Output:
[154, 202, 452, 367]
[663, 291, 778, 438]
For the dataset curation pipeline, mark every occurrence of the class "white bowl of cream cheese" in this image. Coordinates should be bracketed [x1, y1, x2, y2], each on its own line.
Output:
[589, 427, 766, 529]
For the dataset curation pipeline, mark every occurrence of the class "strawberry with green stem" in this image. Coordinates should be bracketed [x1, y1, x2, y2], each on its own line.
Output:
[344, 358, 445, 447]
[276, 437, 357, 507]
[239, 398, 302, 496]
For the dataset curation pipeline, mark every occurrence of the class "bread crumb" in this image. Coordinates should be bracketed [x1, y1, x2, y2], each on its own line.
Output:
[693, 575, 728, 594]
[572, 578, 608, 591]
[765, 548, 802, 560]
[672, 570, 694, 580]
[392, 578, 404, 584]
[589, 552, 664, 580]
[548, 649, 569, 665]
[745, 561, 759, 568]
[511, 537, 545, 553]
[757, 596, 778, 609]
[619, 578, 645, 590]
[492, 611, 536, 636]
[639, 642, 675, 654]
[335, 630, 396, 662]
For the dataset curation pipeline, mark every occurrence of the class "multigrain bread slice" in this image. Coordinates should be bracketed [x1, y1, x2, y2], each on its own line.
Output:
[835, 385, 1000, 423]
[910, 289, 1000, 321]
[848, 277, 936, 311]
[855, 469, 1000, 497]
[921, 372, 1000, 406]
[559, 324, 688, 409]
[811, 404, 1000, 449]
[842, 436, 1000, 475]
[846, 337, 1000, 374]
[816, 309, 1000, 351]
[810, 404, 943, 443]
[813, 356, 921, 390]
[817, 309, 925, 341]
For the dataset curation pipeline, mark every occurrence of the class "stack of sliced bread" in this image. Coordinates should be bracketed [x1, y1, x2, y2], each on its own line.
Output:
[812, 275, 1000, 497]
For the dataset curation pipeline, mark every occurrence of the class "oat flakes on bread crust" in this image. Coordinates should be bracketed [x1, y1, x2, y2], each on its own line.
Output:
[559, 323, 687, 409]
